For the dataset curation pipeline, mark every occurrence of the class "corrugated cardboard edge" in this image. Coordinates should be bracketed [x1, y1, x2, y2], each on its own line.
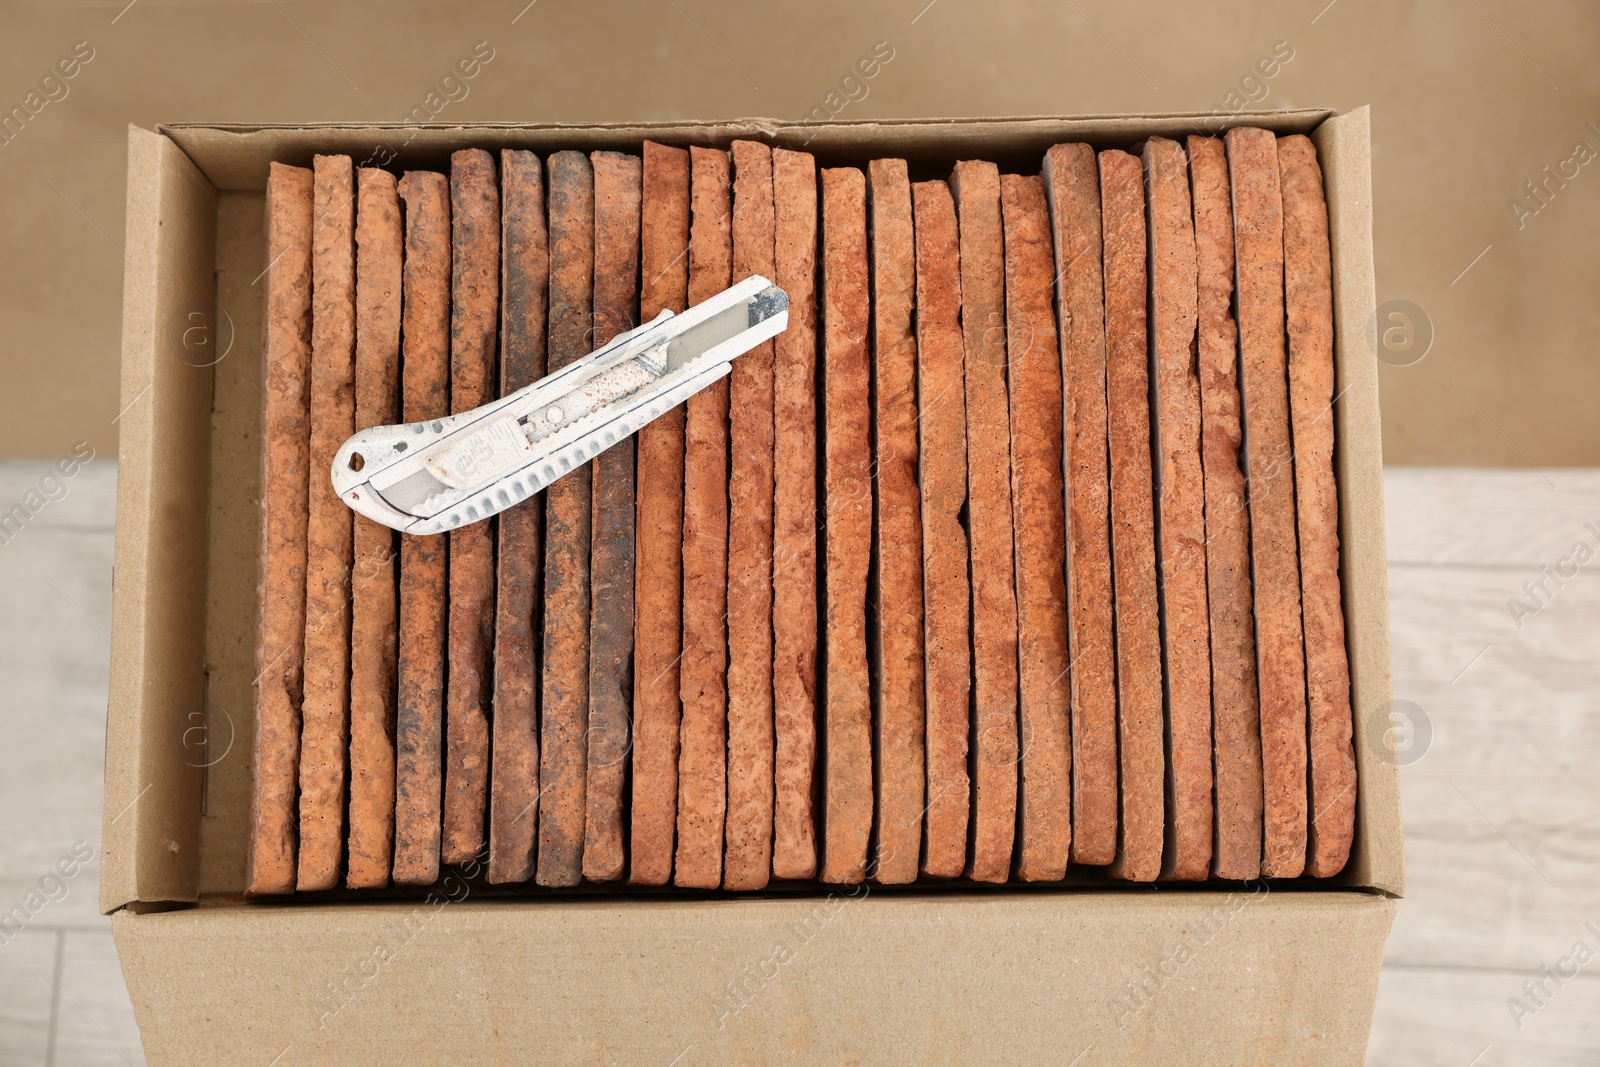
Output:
[100, 126, 216, 914]
[158, 110, 1334, 192]
[1314, 108, 1404, 897]
[114, 890, 1394, 1066]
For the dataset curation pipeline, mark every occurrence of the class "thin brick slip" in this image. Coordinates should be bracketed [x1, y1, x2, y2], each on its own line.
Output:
[539, 150, 595, 887]
[949, 159, 1018, 884]
[443, 148, 498, 867]
[488, 149, 548, 885]
[867, 158, 924, 886]
[1143, 137, 1213, 882]
[583, 149, 642, 883]
[1099, 149, 1164, 883]
[820, 166, 873, 885]
[346, 167, 402, 889]
[1042, 142, 1117, 867]
[392, 170, 451, 886]
[1226, 126, 1309, 879]
[912, 178, 971, 880]
[1000, 173, 1071, 882]
[247, 162, 312, 896]
[770, 147, 821, 881]
[1278, 133, 1357, 879]
[724, 140, 778, 891]
[1188, 135, 1264, 881]
[297, 154, 355, 892]
[629, 141, 690, 887]
[675, 146, 732, 889]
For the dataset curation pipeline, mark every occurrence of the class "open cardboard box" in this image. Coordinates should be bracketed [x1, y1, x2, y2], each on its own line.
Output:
[103, 109, 1403, 1065]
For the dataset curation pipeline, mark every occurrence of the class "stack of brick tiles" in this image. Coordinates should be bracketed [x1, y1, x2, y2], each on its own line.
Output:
[245, 128, 1356, 895]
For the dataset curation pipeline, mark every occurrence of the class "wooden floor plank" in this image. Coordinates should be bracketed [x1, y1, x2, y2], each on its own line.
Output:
[1370, 967, 1600, 1066]
[53, 928, 148, 1066]
[1383, 468, 1600, 568]
[1372, 469, 1600, 1065]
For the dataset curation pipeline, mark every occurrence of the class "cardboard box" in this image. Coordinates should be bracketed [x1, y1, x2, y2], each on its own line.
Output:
[103, 110, 1403, 1065]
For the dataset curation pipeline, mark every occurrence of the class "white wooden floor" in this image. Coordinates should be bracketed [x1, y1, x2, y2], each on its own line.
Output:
[1372, 469, 1600, 1066]
[0, 461, 1595, 1066]
[0, 459, 142, 1067]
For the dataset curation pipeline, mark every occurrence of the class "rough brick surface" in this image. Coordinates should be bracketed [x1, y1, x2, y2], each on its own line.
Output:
[820, 166, 874, 885]
[489, 149, 547, 885]
[1043, 143, 1117, 867]
[770, 147, 821, 881]
[443, 148, 498, 868]
[1144, 137, 1213, 882]
[1099, 150, 1164, 883]
[1000, 174, 1071, 882]
[867, 158, 925, 885]
[1188, 135, 1264, 881]
[584, 150, 641, 883]
[1278, 134, 1356, 879]
[724, 140, 778, 891]
[1226, 126, 1309, 879]
[392, 170, 451, 886]
[346, 167, 402, 889]
[629, 141, 690, 886]
[248, 162, 312, 896]
[539, 150, 595, 887]
[297, 153, 355, 892]
[913, 179, 971, 880]
[949, 160, 1018, 884]
[675, 147, 732, 889]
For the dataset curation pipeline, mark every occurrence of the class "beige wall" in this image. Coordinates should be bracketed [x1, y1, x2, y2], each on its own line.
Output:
[3, 0, 1596, 464]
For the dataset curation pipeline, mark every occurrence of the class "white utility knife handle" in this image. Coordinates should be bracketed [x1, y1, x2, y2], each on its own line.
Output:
[331, 273, 788, 535]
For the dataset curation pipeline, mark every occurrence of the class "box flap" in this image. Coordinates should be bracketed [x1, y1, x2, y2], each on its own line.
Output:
[1315, 107, 1405, 896]
[115, 889, 1394, 1065]
[101, 126, 216, 913]
[159, 110, 1335, 191]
